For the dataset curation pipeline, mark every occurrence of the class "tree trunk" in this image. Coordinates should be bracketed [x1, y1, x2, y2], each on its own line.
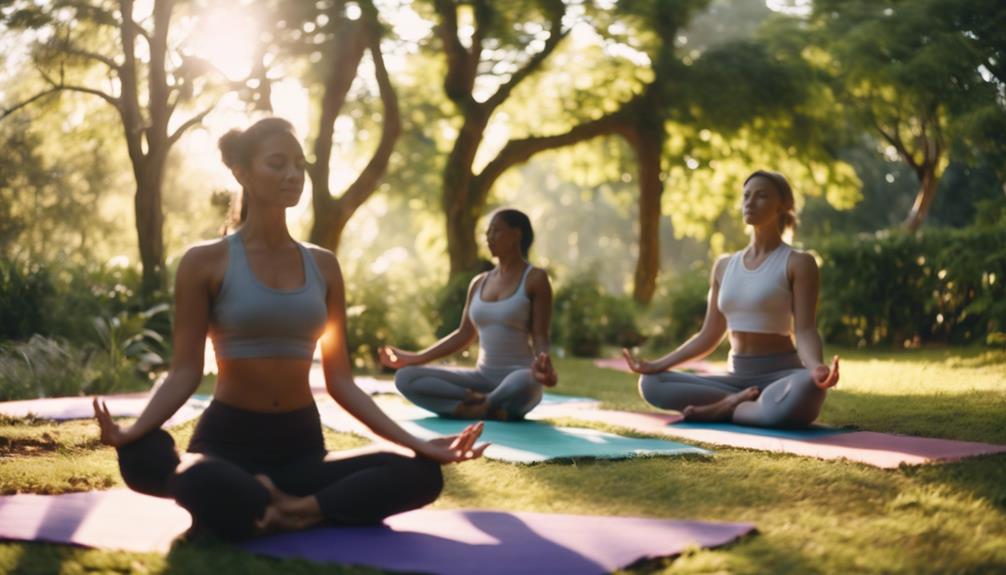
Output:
[627, 122, 664, 304]
[443, 113, 489, 277]
[903, 165, 939, 233]
[135, 156, 167, 298]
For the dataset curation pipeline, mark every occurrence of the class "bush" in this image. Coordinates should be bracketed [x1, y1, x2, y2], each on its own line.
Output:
[0, 261, 53, 341]
[0, 336, 91, 400]
[87, 304, 169, 395]
[429, 266, 491, 340]
[345, 274, 426, 370]
[553, 272, 644, 357]
[646, 266, 710, 352]
[816, 225, 1006, 347]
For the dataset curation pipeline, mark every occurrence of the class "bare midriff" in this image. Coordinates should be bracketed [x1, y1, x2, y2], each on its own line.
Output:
[728, 331, 796, 356]
[213, 358, 315, 412]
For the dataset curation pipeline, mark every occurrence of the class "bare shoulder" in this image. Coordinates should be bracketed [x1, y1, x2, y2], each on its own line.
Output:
[304, 243, 342, 279]
[712, 253, 733, 284]
[176, 238, 228, 278]
[525, 266, 552, 293]
[788, 248, 819, 274]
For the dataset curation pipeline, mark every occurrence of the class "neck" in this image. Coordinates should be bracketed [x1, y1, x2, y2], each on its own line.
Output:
[748, 225, 783, 255]
[239, 207, 293, 249]
[495, 252, 526, 273]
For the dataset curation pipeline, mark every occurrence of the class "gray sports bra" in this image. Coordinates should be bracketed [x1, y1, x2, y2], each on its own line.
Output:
[209, 233, 327, 359]
[468, 265, 535, 369]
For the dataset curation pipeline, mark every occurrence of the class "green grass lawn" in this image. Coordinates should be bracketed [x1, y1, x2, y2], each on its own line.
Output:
[1, 347, 1004, 574]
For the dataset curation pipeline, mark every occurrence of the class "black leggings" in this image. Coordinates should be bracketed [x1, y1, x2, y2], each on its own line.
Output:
[117, 400, 443, 541]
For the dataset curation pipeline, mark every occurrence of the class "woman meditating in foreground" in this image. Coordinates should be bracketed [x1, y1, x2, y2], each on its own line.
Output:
[93, 118, 486, 541]
[623, 170, 839, 426]
[379, 209, 558, 420]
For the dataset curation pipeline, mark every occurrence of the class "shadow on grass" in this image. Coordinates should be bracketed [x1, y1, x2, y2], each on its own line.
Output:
[906, 454, 1006, 513]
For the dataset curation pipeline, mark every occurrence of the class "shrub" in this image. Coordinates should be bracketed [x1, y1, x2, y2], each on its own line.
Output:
[646, 266, 710, 352]
[345, 274, 427, 370]
[0, 336, 90, 400]
[553, 272, 644, 357]
[0, 261, 53, 341]
[87, 304, 169, 395]
[816, 225, 1006, 347]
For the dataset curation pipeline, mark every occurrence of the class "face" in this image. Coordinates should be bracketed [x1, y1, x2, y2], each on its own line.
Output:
[741, 176, 785, 228]
[485, 215, 521, 258]
[235, 131, 306, 210]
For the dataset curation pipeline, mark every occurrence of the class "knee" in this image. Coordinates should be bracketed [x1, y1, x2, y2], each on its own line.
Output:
[117, 429, 180, 497]
[394, 366, 421, 393]
[395, 454, 444, 506]
[637, 374, 662, 406]
[169, 458, 270, 541]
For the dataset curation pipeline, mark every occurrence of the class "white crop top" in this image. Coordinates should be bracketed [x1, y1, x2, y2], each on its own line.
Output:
[717, 244, 794, 335]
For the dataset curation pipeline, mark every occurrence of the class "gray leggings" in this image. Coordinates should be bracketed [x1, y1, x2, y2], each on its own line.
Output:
[638, 352, 826, 427]
[394, 365, 544, 419]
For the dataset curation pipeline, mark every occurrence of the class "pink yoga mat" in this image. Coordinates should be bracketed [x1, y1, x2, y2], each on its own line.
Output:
[0, 394, 208, 428]
[593, 357, 719, 375]
[0, 490, 755, 574]
[544, 407, 1006, 468]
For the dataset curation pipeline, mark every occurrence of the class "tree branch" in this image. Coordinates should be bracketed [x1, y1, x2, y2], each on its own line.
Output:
[433, 0, 475, 106]
[167, 106, 213, 147]
[483, 2, 568, 111]
[473, 106, 632, 200]
[0, 88, 62, 121]
[339, 18, 401, 213]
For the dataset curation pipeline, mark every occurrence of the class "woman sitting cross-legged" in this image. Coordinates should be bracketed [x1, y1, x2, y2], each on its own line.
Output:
[622, 170, 839, 427]
[379, 209, 558, 421]
[94, 117, 487, 542]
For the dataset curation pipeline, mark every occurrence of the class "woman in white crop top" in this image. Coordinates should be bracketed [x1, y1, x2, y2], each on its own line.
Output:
[379, 209, 558, 420]
[622, 171, 840, 427]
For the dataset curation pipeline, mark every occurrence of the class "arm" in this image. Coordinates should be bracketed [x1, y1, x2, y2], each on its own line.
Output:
[526, 268, 558, 386]
[317, 250, 485, 462]
[791, 251, 839, 386]
[623, 256, 730, 374]
[95, 247, 211, 446]
[379, 274, 483, 368]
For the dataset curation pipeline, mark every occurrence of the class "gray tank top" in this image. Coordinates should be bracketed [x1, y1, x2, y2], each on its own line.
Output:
[209, 233, 327, 359]
[468, 266, 535, 370]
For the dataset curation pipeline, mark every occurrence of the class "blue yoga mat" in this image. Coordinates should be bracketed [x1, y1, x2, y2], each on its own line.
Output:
[668, 421, 851, 440]
[539, 393, 598, 405]
[403, 417, 710, 463]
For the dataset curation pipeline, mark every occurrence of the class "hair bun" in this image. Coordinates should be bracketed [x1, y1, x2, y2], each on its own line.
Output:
[218, 129, 246, 169]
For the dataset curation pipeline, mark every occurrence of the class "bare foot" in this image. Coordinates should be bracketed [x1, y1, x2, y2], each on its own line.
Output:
[461, 388, 487, 405]
[452, 396, 491, 419]
[254, 475, 322, 534]
[682, 387, 760, 422]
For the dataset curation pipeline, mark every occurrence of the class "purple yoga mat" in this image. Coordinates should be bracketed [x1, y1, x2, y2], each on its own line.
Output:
[0, 490, 755, 574]
[0, 394, 207, 428]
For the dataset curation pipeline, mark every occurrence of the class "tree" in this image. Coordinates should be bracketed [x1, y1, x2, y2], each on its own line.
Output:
[428, 0, 716, 302]
[808, 0, 1006, 232]
[1, 0, 229, 299]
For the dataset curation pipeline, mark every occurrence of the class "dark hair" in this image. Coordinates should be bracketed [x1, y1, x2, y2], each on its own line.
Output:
[491, 208, 534, 258]
[218, 117, 297, 225]
[743, 170, 798, 234]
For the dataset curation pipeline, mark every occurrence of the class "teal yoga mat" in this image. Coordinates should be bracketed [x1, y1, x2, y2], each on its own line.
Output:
[402, 417, 710, 463]
[668, 421, 851, 440]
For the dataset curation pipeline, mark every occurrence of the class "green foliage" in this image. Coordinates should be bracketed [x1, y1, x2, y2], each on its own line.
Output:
[817, 226, 1006, 347]
[645, 265, 710, 351]
[344, 273, 426, 370]
[0, 336, 89, 401]
[553, 272, 644, 357]
[0, 261, 53, 341]
[87, 305, 169, 395]
[429, 268, 487, 340]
